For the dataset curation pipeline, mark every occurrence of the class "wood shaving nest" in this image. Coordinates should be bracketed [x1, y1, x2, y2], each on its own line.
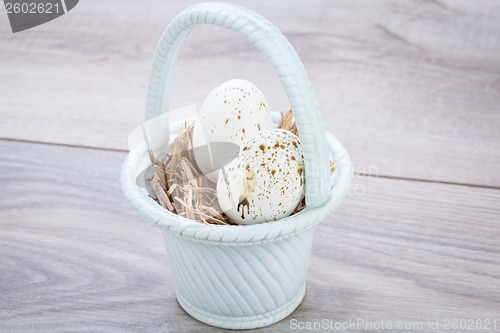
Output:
[148, 109, 336, 225]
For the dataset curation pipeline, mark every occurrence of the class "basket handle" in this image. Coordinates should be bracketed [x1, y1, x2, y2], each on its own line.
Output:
[145, 2, 331, 208]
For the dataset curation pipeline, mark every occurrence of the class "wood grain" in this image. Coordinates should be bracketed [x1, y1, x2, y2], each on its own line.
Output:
[1, 0, 500, 186]
[1, 140, 499, 332]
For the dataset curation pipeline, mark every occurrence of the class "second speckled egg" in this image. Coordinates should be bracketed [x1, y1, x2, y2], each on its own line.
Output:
[217, 128, 305, 224]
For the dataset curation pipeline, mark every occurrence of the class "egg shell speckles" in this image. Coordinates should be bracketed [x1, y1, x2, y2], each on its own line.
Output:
[217, 128, 305, 225]
[192, 79, 274, 182]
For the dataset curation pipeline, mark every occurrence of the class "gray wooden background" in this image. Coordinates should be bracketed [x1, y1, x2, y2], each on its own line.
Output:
[1, 0, 499, 332]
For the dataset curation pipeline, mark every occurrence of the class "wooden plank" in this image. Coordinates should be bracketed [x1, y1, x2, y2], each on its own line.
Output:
[0, 0, 499, 187]
[1, 140, 499, 332]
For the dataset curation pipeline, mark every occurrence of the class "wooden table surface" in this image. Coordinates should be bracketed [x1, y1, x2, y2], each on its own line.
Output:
[1, 0, 499, 332]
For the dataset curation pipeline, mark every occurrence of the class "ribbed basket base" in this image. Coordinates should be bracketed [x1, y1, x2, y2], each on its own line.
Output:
[176, 283, 305, 329]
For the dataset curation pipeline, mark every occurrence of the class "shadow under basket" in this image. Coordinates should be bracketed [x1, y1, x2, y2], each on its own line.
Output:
[121, 3, 353, 330]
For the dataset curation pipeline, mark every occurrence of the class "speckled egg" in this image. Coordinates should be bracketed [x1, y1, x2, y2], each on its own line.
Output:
[192, 79, 274, 182]
[217, 128, 305, 225]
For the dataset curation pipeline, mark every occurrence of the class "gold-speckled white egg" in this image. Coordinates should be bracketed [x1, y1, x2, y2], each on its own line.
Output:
[216, 128, 305, 224]
[192, 79, 274, 182]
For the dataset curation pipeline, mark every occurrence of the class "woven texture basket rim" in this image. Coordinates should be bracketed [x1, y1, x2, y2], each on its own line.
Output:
[121, 119, 352, 245]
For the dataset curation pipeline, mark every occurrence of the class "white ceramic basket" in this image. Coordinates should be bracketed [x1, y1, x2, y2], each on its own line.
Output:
[121, 2, 352, 330]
